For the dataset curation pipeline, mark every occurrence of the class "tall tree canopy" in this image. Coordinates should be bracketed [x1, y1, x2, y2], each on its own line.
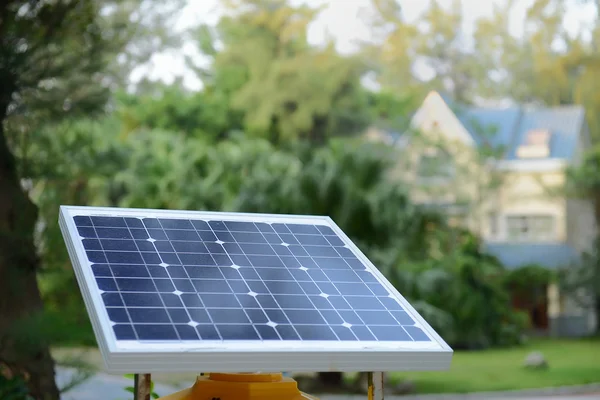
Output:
[473, 0, 600, 136]
[0, 1, 181, 398]
[365, 0, 484, 103]
[194, 0, 371, 144]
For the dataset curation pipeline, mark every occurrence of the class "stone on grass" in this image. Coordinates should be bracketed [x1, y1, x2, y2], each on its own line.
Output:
[523, 351, 548, 369]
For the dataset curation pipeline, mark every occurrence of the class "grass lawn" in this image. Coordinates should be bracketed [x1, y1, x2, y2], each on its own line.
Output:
[53, 337, 600, 394]
[386, 337, 600, 394]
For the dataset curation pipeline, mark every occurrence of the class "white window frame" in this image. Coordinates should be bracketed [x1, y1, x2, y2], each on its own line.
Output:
[504, 214, 557, 242]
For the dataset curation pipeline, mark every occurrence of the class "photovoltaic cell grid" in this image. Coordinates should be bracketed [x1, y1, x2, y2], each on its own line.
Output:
[73, 215, 432, 343]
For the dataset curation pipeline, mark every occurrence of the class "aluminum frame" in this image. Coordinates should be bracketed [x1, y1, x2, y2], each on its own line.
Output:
[59, 205, 453, 373]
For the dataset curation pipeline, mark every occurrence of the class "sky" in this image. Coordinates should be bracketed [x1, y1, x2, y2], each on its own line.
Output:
[136, 0, 596, 90]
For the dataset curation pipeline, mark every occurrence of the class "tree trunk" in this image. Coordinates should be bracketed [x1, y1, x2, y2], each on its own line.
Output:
[0, 113, 59, 399]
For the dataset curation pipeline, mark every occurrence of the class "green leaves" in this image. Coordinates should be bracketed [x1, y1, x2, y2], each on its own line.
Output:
[0, 374, 33, 400]
[195, 0, 370, 144]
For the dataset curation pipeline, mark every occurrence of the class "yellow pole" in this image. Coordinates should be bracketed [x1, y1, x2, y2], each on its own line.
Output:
[368, 372, 384, 400]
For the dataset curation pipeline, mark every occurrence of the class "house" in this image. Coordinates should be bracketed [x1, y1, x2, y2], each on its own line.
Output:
[367, 91, 597, 337]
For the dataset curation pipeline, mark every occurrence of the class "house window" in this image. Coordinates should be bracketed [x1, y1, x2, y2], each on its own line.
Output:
[417, 148, 454, 179]
[505, 215, 556, 241]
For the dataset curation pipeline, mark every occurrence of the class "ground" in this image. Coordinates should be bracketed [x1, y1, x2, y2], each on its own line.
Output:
[385, 337, 600, 394]
[52, 337, 600, 396]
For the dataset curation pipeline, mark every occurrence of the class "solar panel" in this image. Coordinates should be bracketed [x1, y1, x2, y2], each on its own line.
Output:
[59, 206, 452, 373]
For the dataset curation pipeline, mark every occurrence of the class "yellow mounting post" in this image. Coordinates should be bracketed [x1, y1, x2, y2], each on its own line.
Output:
[157, 372, 319, 400]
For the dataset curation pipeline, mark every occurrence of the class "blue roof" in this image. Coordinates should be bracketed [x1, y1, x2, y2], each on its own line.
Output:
[376, 92, 586, 162]
[410, 92, 587, 162]
[454, 102, 585, 161]
[456, 107, 521, 151]
[505, 106, 585, 160]
[485, 243, 579, 269]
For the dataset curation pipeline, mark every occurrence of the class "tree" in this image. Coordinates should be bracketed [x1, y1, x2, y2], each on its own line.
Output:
[0, 1, 182, 397]
[413, 0, 483, 103]
[116, 80, 244, 141]
[362, 0, 419, 93]
[471, 0, 535, 101]
[365, 0, 484, 104]
[474, 0, 600, 136]
[193, 0, 371, 145]
[387, 228, 526, 350]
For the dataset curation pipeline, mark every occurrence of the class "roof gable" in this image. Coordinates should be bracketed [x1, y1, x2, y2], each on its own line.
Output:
[410, 91, 476, 146]
[434, 92, 586, 162]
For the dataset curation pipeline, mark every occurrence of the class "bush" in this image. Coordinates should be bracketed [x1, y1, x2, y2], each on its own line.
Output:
[386, 230, 527, 349]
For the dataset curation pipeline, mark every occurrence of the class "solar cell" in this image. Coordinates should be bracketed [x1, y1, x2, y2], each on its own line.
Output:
[60, 206, 452, 373]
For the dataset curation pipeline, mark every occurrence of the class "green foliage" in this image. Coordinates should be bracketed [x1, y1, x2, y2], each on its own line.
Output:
[368, 90, 420, 132]
[504, 265, 555, 291]
[504, 264, 555, 314]
[0, 374, 33, 400]
[116, 83, 243, 141]
[194, 0, 371, 144]
[387, 229, 525, 349]
[567, 144, 600, 199]
[20, 118, 129, 344]
[559, 235, 600, 314]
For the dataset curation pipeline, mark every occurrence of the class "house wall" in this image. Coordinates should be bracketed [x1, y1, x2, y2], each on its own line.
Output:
[548, 281, 596, 337]
[565, 125, 596, 254]
[563, 197, 597, 335]
[483, 171, 567, 243]
[559, 125, 598, 335]
[566, 198, 596, 254]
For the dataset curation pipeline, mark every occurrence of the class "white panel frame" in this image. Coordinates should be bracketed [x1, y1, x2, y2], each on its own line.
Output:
[59, 205, 453, 373]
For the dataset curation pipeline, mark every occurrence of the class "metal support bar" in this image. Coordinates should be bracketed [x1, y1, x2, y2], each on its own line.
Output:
[134, 373, 152, 400]
[367, 371, 384, 400]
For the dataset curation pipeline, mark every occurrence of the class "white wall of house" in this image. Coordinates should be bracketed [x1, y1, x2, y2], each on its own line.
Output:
[484, 171, 567, 243]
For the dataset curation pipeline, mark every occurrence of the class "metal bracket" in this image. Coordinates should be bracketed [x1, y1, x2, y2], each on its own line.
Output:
[367, 371, 384, 400]
[134, 373, 152, 400]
